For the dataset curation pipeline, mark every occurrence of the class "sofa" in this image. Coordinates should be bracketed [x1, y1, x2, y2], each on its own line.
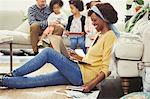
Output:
[111, 5, 150, 95]
[0, 11, 71, 50]
[0, 0, 73, 50]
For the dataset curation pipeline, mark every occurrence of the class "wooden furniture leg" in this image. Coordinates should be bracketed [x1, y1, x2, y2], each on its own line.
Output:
[121, 77, 130, 95]
[10, 42, 13, 72]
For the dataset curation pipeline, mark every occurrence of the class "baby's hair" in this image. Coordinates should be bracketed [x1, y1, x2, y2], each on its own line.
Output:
[69, 0, 84, 11]
[49, 0, 63, 12]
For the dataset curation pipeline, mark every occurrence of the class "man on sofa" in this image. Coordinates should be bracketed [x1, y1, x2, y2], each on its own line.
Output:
[28, 0, 51, 55]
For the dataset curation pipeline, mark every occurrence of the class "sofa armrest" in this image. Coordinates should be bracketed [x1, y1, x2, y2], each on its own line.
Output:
[14, 19, 30, 34]
[142, 26, 150, 63]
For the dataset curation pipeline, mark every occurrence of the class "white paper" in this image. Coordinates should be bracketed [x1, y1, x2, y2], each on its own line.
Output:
[65, 90, 100, 99]
[66, 86, 84, 91]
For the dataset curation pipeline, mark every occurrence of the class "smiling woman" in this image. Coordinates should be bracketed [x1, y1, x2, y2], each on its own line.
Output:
[88, 3, 120, 37]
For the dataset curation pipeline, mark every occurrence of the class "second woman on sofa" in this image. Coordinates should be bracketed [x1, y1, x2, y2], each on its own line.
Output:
[37, 0, 67, 47]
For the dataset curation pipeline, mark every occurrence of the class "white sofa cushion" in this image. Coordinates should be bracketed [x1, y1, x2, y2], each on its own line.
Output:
[117, 60, 140, 77]
[115, 36, 144, 60]
[0, 30, 30, 44]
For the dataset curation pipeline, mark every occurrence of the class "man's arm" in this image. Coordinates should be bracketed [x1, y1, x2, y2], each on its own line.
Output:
[28, 6, 37, 25]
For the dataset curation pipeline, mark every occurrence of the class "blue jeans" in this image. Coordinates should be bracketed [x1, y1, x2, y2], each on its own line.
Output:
[2, 48, 83, 88]
[70, 36, 86, 54]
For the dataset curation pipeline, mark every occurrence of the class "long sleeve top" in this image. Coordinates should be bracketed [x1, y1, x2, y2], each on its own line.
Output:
[28, 4, 51, 30]
[79, 30, 116, 84]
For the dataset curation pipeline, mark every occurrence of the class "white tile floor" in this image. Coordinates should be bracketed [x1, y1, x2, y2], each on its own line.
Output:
[0, 54, 34, 73]
[0, 55, 33, 64]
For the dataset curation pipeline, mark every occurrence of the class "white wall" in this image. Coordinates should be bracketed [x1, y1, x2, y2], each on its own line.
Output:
[0, 0, 35, 10]
[0, 0, 126, 22]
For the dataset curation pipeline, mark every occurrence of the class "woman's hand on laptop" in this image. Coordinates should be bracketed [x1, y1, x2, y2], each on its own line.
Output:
[68, 49, 83, 62]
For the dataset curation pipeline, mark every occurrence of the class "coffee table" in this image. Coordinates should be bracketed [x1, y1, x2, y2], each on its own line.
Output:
[0, 35, 13, 72]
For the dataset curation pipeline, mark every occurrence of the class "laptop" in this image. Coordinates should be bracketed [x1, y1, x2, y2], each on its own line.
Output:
[42, 35, 70, 58]
[43, 35, 87, 64]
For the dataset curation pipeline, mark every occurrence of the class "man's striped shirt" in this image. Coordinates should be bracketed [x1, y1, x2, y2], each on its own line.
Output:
[28, 5, 51, 30]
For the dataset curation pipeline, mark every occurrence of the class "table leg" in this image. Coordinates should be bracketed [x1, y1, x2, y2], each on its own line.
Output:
[10, 42, 13, 72]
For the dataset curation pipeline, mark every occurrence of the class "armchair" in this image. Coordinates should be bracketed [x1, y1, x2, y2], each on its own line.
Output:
[112, 11, 150, 95]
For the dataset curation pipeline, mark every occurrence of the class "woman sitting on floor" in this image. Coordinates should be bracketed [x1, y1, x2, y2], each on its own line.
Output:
[0, 3, 118, 92]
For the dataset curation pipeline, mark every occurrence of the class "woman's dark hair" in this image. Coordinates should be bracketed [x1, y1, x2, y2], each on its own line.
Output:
[69, 0, 84, 11]
[49, 0, 63, 12]
[88, 3, 118, 24]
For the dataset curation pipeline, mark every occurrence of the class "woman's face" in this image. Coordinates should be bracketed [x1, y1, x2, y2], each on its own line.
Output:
[53, 4, 61, 14]
[70, 4, 79, 14]
[90, 13, 104, 32]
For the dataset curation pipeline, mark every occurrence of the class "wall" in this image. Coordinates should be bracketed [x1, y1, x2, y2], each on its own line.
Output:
[0, 0, 126, 22]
